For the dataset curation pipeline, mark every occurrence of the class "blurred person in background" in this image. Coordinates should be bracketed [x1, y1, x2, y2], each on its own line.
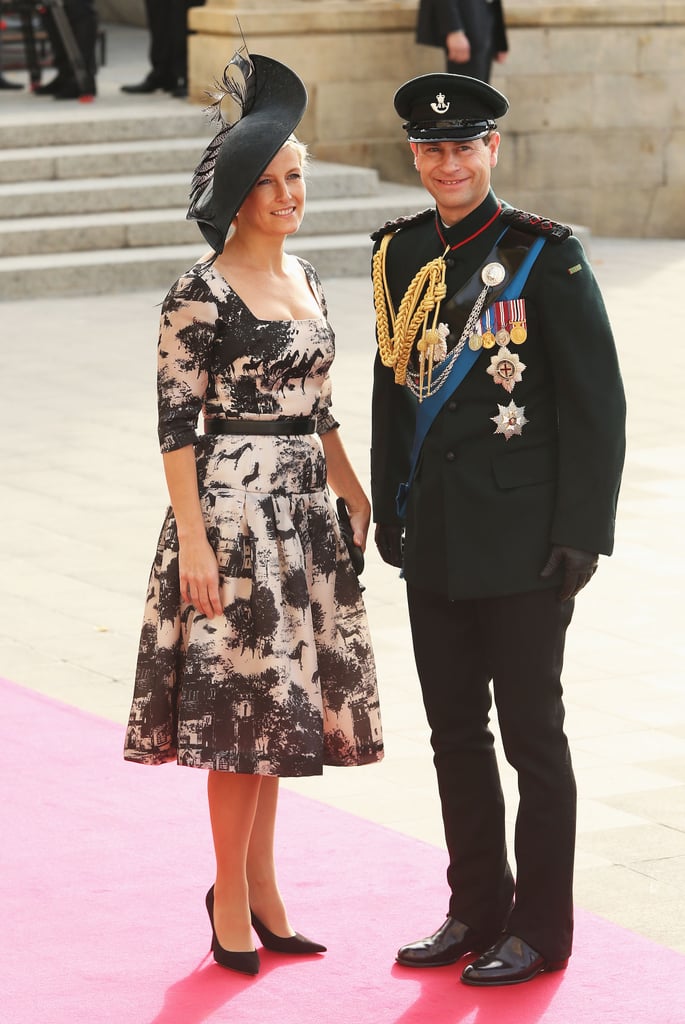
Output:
[121, 0, 206, 98]
[416, 0, 508, 83]
[35, 0, 97, 99]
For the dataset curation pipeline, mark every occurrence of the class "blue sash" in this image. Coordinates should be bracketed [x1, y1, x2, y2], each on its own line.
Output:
[396, 233, 546, 518]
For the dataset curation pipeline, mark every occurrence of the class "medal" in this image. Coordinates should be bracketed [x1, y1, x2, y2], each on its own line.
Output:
[469, 332, 483, 351]
[482, 262, 505, 287]
[510, 323, 527, 344]
[481, 306, 496, 349]
[495, 328, 510, 346]
[486, 346, 526, 393]
[491, 401, 528, 440]
[508, 300, 528, 344]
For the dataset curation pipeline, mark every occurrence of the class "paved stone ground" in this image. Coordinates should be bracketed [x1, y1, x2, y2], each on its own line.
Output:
[1, 21, 684, 960]
[2, 241, 684, 957]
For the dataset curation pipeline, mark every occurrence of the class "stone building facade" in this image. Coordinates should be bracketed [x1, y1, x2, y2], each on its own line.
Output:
[100, 1, 685, 237]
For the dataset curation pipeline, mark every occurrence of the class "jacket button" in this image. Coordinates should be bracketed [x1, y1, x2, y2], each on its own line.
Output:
[447, 400, 458, 412]
[445, 450, 456, 462]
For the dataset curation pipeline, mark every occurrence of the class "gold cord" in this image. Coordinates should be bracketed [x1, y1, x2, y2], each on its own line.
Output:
[372, 231, 448, 386]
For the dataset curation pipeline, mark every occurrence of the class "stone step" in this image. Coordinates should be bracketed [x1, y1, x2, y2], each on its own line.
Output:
[0, 172, 191, 219]
[0, 186, 427, 257]
[0, 160, 381, 218]
[0, 138, 207, 184]
[0, 100, 424, 298]
[0, 106, 208, 150]
[0, 234, 375, 300]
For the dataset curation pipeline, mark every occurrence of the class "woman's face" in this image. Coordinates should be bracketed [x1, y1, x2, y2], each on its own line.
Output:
[237, 143, 306, 237]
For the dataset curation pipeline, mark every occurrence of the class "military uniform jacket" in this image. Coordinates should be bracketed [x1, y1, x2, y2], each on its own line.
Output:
[370, 190, 626, 600]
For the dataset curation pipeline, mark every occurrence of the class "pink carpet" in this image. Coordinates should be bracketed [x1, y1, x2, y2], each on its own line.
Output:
[1, 676, 683, 1024]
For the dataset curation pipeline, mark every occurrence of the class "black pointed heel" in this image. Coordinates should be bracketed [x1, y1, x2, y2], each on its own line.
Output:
[205, 886, 260, 975]
[250, 910, 327, 954]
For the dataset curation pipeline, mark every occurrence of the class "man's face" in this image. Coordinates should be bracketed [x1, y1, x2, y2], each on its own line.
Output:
[412, 135, 500, 225]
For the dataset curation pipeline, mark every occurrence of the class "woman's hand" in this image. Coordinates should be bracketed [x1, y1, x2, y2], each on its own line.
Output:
[162, 446, 223, 619]
[346, 499, 371, 552]
[320, 426, 371, 554]
[178, 534, 223, 618]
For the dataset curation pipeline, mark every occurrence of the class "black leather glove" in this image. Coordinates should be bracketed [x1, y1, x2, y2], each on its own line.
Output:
[540, 545, 599, 602]
[374, 523, 404, 568]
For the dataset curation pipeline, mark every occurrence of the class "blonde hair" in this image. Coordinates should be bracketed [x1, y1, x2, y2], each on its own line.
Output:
[285, 135, 310, 170]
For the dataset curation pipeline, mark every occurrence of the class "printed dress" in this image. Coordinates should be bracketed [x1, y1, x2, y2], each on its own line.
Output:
[124, 257, 383, 777]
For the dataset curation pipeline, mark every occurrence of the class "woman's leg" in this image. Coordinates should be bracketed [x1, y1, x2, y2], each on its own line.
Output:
[246, 776, 292, 937]
[207, 770, 263, 951]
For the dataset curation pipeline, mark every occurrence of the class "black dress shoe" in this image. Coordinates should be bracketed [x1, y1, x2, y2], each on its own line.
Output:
[53, 79, 96, 100]
[0, 74, 23, 90]
[205, 886, 260, 976]
[250, 910, 326, 955]
[461, 934, 569, 986]
[34, 75, 65, 95]
[396, 917, 498, 968]
[121, 72, 174, 94]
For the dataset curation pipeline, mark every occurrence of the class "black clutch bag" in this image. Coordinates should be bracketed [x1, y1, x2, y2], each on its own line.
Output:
[336, 498, 365, 576]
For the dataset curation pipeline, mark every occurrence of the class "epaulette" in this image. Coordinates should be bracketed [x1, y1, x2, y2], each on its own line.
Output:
[500, 207, 573, 244]
[370, 207, 435, 242]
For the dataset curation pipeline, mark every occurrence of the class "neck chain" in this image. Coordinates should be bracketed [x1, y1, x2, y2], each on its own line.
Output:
[435, 202, 502, 252]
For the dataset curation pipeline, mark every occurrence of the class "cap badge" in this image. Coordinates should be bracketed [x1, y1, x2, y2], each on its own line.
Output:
[430, 93, 450, 114]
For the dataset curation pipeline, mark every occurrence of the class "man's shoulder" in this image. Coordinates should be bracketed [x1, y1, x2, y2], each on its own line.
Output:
[370, 207, 435, 243]
[500, 206, 573, 244]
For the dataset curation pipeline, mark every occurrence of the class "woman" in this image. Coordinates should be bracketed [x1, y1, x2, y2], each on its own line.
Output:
[123, 50, 383, 976]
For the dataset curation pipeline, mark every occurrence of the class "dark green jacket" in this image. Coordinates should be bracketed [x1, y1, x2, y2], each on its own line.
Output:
[371, 190, 626, 600]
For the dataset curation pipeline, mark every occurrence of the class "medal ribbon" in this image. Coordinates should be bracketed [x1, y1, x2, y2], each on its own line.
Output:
[482, 295, 528, 336]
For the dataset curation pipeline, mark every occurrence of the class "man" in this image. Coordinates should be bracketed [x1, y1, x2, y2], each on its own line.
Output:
[417, 0, 508, 83]
[0, 36, 23, 90]
[121, 0, 206, 98]
[370, 73, 625, 986]
[35, 0, 97, 99]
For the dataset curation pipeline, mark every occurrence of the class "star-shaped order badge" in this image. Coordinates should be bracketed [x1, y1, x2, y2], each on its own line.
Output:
[486, 346, 526, 394]
[491, 401, 528, 440]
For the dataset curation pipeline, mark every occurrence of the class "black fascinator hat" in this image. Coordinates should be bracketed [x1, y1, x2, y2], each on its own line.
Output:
[187, 48, 308, 253]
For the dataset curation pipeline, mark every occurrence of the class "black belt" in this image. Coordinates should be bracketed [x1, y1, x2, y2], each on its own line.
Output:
[205, 417, 317, 436]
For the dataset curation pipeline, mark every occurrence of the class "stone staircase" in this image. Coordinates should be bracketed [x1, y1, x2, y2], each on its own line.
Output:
[0, 108, 428, 300]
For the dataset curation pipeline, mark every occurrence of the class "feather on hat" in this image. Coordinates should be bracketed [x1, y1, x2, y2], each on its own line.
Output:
[187, 48, 308, 253]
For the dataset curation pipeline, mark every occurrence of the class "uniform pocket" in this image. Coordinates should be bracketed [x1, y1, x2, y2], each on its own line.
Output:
[491, 444, 557, 490]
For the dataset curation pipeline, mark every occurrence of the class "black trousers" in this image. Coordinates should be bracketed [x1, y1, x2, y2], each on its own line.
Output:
[42, 0, 97, 83]
[406, 584, 577, 961]
[145, 0, 205, 85]
[445, 1, 495, 82]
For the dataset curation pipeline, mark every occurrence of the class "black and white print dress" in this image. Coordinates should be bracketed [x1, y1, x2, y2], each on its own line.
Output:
[124, 257, 383, 777]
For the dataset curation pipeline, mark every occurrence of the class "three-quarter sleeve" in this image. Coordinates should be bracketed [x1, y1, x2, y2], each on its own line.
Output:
[316, 407, 340, 436]
[157, 272, 219, 453]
